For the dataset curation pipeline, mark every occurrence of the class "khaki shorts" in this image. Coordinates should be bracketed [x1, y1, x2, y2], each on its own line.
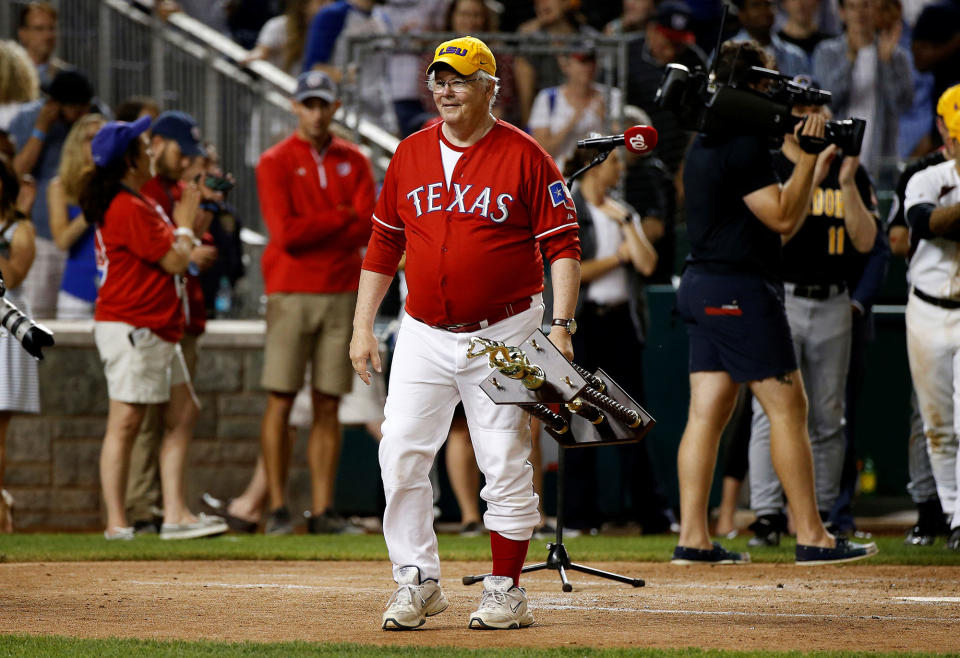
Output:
[261, 292, 356, 395]
[94, 321, 189, 404]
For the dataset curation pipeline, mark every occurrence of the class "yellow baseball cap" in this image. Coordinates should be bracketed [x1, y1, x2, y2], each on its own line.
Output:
[427, 36, 496, 77]
[936, 84, 960, 122]
[947, 110, 960, 140]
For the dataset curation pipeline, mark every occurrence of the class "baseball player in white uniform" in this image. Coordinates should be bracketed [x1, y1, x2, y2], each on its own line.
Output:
[903, 104, 960, 552]
[350, 36, 581, 629]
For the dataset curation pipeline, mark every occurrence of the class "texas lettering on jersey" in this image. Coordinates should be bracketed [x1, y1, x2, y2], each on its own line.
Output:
[406, 182, 514, 222]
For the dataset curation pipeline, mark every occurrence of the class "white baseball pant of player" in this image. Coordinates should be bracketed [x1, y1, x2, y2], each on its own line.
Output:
[379, 295, 544, 583]
[906, 294, 960, 531]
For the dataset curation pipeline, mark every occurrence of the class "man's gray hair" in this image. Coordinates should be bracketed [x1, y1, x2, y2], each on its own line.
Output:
[426, 69, 501, 111]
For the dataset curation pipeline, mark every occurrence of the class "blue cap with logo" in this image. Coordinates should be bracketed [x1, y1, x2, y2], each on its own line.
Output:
[91, 115, 152, 168]
[151, 110, 207, 157]
[294, 70, 338, 103]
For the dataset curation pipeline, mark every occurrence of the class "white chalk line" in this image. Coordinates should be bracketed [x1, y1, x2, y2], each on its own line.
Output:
[123, 581, 958, 623]
[894, 597, 960, 603]
[534, 601, 957, 623]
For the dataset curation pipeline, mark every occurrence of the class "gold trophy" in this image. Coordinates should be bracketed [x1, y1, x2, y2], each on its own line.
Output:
[466, 330, 655, 446]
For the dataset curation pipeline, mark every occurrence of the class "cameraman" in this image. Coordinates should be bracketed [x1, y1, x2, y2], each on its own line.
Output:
[746, 100, 879, 547]
[671, 41, 877, 565]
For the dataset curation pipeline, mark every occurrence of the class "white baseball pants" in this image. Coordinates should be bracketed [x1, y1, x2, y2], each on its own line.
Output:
[906, 293, 960, 530]
[379, 299, 543, 583]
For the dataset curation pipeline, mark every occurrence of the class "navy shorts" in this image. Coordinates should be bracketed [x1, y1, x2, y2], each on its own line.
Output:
[676, 267, 797, 383]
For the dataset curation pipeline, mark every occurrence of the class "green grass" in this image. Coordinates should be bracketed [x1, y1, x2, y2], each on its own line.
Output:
[0, 636, 940, 658]
[1, 532, 958, 565]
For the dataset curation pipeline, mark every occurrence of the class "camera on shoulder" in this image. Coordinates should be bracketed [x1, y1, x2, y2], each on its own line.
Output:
[655, 61, 865, 156]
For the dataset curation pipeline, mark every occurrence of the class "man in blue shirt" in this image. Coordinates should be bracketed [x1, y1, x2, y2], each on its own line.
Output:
[9, 68, 94, 318]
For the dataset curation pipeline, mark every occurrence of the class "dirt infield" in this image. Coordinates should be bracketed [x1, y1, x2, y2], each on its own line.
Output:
[1, 560, 958, 652]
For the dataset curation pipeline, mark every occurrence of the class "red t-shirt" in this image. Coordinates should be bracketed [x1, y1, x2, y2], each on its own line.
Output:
[363, 120, 581, 326]
[141, 176, 207, 335]
[94, 189, 184, 343]
[256, 133, 375, 294]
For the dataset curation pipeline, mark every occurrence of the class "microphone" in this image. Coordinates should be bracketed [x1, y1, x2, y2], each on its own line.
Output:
[576, 125, 658, 154]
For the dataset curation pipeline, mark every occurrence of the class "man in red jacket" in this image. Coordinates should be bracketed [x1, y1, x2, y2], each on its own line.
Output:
[255, 70, 375, 534]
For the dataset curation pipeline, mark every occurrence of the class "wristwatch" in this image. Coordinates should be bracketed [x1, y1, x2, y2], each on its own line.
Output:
[552, 318, 578, 335]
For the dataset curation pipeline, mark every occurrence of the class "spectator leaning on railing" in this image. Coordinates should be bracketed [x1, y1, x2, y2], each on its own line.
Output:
[80, 116, 227, 541]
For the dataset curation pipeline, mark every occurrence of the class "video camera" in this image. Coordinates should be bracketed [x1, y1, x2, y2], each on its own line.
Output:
[655, 62, 865, 156]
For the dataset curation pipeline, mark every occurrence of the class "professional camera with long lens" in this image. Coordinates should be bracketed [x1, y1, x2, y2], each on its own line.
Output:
[655, 62, 866, 155]
[0, 272, 54, 360]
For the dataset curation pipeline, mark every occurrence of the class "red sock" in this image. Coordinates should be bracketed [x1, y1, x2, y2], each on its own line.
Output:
[490, 531, 529, 585]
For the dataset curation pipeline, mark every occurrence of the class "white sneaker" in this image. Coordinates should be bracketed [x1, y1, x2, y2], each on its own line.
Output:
[104, 526, 135, 541]
[159, 513, 229, 540]
[468, 575, 535, 629]
[381, 566, 448, 630]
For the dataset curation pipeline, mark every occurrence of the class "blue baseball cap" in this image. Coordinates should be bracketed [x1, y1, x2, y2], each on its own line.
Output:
[151, 110, 207, 157]
[294, 70, 337, 103]
[91, 115, 152, 168]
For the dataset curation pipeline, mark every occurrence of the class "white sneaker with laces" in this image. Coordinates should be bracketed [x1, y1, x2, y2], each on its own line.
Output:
[159, 513, 229, 540]
[104, 526, 135, 541]
[468, 575, 535, 629]
[381, 566, 448, 630]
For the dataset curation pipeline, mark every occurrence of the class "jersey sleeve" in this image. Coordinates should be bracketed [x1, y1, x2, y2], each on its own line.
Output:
[732, 135, 780, 198]
[526, 152, 580, 263]
[904, 167, 939, 214]
[362, 154, 406, 275]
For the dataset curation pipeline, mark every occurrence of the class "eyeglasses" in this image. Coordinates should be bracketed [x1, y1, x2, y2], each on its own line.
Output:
[430, 76, 482, 94]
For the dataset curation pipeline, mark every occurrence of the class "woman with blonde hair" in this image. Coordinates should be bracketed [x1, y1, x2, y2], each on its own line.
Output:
[0, 153, 39, 533]
[0, 40, 39, 131]
[48, 113, 105, 318]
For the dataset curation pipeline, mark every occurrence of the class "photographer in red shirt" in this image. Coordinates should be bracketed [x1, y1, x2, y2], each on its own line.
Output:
[125, 111, 219, 534]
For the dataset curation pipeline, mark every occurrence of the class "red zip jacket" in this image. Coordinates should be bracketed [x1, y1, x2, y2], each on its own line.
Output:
[257, 132, 375, 294]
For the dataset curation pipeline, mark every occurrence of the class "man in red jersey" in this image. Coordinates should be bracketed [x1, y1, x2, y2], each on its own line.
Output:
[127, 111, 219, 536]
[254, 70, 375, 535]
[350, 36, 581, 631]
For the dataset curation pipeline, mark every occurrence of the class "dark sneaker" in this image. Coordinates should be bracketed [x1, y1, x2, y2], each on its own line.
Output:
[201, 492, 258, 534]
[132, 519, 160, 535]
[671, 542, 751, 565]
[533, 523, 557, 540]
[795, 536, 878, 565]
[305, 510, 364, 534]
[747, 513, 787, 547]
[265, 506, 294, 535]
[905, 524, 937, 546]
[947, 527, 960, 551]
[459, 521, 484, 537]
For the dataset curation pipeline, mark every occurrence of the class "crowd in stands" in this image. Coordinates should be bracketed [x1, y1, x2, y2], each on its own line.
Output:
[0, 0, 959, 552]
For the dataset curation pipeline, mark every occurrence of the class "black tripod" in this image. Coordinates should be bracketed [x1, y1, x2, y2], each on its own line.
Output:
[463, 445, 644, 592]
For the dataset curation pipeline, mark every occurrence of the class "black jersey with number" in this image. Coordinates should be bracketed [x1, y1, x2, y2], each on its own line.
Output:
[775, 151, 877, 285]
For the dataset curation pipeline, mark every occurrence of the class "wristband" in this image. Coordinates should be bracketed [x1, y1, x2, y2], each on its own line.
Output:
[174, 227, 196, 241]
[31, 128, 46, 141]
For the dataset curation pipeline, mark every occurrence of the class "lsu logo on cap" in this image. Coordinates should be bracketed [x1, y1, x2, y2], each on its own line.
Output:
[427, 36, 496, 77]
[548, 180, 574, 210]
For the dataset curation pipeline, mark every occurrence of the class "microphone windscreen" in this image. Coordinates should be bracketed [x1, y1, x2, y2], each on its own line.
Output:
[623, 125, 658, 154]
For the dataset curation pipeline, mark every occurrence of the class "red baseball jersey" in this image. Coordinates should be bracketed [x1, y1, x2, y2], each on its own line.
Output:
[94, 189, 184, 343]
[257, 133, 375, 294]
[141, 175, 207, 336]
[363, 120, 581, 326]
